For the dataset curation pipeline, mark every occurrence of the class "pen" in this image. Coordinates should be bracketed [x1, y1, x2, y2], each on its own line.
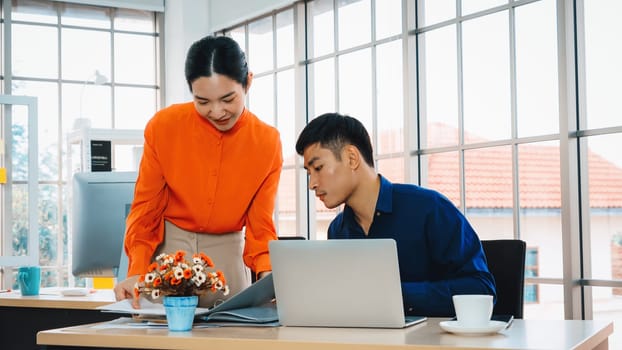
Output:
[0, 289, 11, 293]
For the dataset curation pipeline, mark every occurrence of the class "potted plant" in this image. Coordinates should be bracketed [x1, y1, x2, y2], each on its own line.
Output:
[134, 250, 229, 331]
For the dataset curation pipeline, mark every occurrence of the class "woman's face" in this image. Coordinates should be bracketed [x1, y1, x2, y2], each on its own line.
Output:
[191, 73, 251, 132]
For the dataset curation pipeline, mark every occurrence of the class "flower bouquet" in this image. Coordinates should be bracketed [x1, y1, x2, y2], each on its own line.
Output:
[133, 250, 229, 331]
[134, 250, 230, 299]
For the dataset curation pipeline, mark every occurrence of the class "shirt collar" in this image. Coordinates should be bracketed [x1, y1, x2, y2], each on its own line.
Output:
[193, 106, 249, 135]
[376, 174, 393, 214]
[340, 174, 394, 230]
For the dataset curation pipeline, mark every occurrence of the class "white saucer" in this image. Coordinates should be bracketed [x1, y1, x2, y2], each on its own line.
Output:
[439, 320, 507, 336]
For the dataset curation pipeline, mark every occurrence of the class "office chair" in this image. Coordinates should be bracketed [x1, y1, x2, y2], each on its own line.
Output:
[481, 239, 527, 319]
[276, 235, 306, 241]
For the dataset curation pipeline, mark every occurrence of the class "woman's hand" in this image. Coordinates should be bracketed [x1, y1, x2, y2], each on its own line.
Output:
[257, 271, 272, 280]
[113, 275, 141, 309]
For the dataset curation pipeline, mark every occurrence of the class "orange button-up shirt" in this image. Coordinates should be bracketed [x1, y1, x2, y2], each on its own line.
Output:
[124, 103, 282, 277]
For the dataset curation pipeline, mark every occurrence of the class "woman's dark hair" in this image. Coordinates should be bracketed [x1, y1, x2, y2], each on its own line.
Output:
[184, 35, 248, 91]
[295, 113, 374, 167]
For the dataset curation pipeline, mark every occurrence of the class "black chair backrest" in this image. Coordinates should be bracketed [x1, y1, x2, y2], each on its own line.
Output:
[481, 239, 527, 319]
[277, 236, 306, 240]
[252, 235, 306, 283]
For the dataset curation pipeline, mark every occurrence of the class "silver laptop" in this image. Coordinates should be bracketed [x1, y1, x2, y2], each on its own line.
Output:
[269, 239, 426, 328]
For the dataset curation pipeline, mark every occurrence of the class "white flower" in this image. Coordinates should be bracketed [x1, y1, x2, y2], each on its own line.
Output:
[193, 257, 202, 265]
[144, 272, 157, 283]
[192, 264, 204, 274]
[192, 271, 207, 287]
[151, 289, 161, 299]
[173, 266, 184, 280]
[223, 285, 230, 296]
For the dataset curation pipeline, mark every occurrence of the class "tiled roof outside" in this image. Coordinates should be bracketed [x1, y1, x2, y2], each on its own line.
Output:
[426, 123, 622, 208]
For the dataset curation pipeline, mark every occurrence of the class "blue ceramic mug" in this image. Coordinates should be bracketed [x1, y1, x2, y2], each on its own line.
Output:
[17, 266, 41, 296]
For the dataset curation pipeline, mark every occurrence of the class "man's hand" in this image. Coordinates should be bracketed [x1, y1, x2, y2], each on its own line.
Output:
[113, 275, 141, 309]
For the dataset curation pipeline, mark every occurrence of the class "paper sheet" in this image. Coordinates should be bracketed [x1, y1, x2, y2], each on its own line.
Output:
[97, 298, 211, 316]
[90, 317, 280, 329]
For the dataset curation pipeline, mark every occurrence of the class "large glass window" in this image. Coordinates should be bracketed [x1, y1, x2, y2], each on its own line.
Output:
[226, 7, 301, 238]
[461, 11, 511, 143]
[225, 7, 621, 337]
[1, 0, 160, 289]
[580, 3, 622, 347]
[515, 0, 559, 137]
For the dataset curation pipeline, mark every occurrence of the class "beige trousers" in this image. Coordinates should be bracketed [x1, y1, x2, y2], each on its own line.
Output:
[154, 221, 251, 308]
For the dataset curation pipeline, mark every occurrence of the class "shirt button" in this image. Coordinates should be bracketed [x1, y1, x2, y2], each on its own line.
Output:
[376, 212, 381, 216]
[408, 307, 413, 312]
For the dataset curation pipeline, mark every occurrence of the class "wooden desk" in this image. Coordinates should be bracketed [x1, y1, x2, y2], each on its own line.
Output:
[37, 318, 613, 350]
[0, 287, 114, 309]
[0, 288, 121, 349]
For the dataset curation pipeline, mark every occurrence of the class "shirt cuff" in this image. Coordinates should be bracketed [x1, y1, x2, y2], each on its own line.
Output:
[253, 252, 272, 275]
[127, 245, 153, 277]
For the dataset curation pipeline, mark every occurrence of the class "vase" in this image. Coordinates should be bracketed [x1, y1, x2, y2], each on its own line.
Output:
[162, 295, 199, 331]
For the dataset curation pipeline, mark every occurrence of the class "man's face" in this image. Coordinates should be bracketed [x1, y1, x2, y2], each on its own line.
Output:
[302, 143, 354, 209]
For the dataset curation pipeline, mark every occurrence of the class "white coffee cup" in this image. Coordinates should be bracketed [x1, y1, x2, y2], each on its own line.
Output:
[452, 294, 493, 327]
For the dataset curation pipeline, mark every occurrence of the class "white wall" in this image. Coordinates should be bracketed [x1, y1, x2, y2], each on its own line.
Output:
[163, 0, 210, 106]
[208, 0, 295, 32]
[163, 0, 295, 106]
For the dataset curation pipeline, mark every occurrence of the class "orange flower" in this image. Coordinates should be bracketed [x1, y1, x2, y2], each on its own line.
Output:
[147, 262, 158, 272]
[216, 271, 227, 284]
[175, 250, 185, 263]
[170, 277, 182, 286]
[153, 277, 162, 287]
[200, 252, 214, 267]
[183, 268, 192, 279]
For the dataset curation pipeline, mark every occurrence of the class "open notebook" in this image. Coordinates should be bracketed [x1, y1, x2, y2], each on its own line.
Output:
[99, 274, 277, 325]
[269, 239, 426, 328]
[199, 273, 277, 324]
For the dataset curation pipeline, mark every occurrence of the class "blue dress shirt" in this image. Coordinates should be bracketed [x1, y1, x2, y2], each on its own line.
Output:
[328, 175, 496, 317]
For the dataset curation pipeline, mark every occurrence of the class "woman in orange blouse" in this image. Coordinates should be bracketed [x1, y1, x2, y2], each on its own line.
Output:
[113, 35, 282, 308]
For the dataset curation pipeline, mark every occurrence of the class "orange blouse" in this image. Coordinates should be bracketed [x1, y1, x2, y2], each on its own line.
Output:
[124, 103, 282, 277]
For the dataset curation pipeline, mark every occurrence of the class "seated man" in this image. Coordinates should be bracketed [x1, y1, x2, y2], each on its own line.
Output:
[295, 112, 496, 317]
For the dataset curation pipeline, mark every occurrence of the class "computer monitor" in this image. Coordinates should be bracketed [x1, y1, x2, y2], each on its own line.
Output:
[71, 171, 137, 278]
